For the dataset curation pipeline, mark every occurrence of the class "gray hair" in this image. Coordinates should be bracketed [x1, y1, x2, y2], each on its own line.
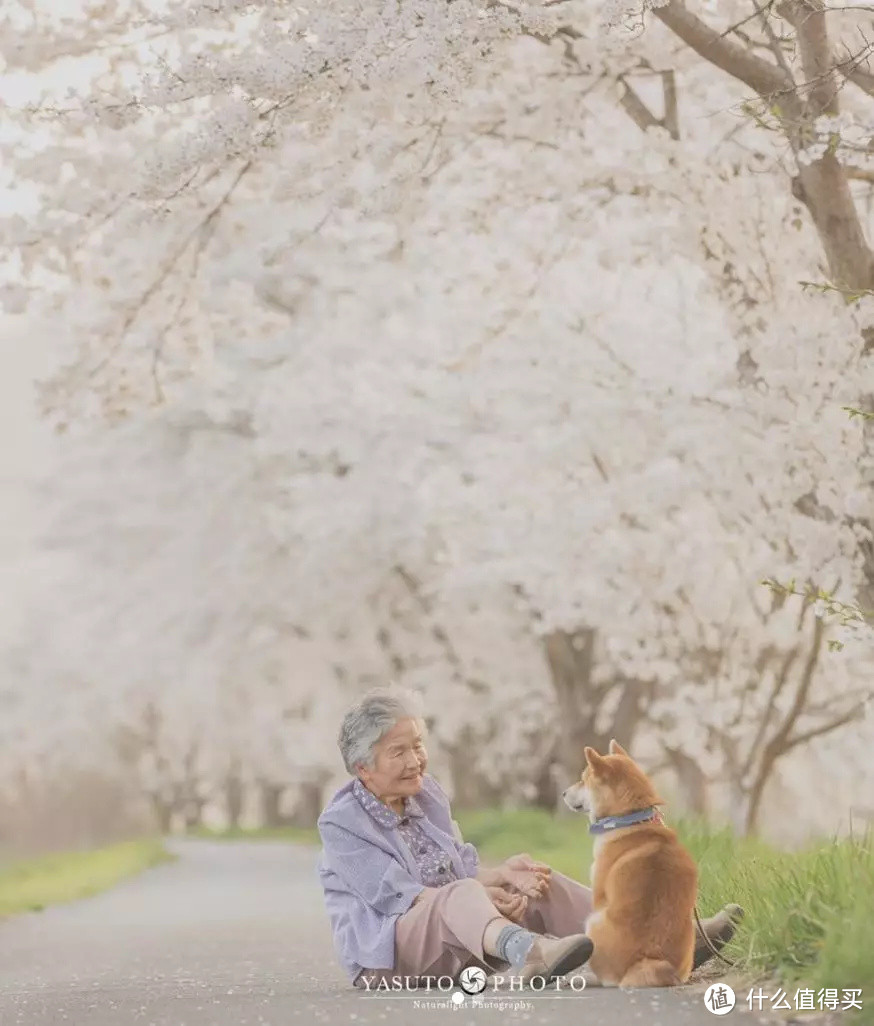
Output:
[338, 686, 426, 775]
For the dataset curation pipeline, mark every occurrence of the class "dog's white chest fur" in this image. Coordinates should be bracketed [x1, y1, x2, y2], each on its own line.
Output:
[589, 834, 608, 885]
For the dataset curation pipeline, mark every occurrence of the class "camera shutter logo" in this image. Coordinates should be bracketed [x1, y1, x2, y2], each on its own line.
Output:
[459, 966, 487, 995]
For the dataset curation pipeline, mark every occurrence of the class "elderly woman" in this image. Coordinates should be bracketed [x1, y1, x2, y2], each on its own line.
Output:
[317, 688, 740, 989]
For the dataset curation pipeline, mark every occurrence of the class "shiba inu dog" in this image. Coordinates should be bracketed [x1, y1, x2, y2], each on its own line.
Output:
[562, 739, 698, 988]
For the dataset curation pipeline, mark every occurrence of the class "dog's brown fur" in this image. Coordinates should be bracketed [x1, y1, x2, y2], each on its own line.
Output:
[563, 739, 698, 988]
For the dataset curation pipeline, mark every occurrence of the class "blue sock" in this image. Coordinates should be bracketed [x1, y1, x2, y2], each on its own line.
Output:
[495, 924, 537, 966]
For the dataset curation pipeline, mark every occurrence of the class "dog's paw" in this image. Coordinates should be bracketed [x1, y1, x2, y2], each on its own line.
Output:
[565, 965, 602, 988]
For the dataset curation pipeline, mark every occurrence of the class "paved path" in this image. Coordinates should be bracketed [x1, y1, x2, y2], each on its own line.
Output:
[0, 838, 763, 1025]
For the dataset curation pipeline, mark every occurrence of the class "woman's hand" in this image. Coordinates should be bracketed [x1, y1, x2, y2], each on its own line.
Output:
[498, 853, 551, 898]
[486, 884, 528, 925]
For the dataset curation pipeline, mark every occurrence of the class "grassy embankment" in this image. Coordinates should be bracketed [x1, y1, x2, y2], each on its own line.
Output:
[460, 807, 874, 1023]
[0, 837, 171, 917]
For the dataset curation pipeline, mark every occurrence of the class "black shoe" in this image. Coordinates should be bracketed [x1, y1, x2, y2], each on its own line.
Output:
[692, 903, 744, 969]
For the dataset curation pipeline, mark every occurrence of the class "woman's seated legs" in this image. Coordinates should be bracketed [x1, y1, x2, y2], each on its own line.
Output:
[357, 878, 511, 988]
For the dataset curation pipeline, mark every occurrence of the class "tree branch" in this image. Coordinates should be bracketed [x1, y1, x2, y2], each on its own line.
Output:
[787, 0, 839, 116]
[392, 564, 474, 689]
[769, 614, 826, 755]
[617, 75, 662, 132]
[783, 702, 865, 749]
[662, 69, 680, 139]
[86, 159, 253, 389]
[752, 0, 797, 85]
[836, 51, 874, 98]
[740, 646, 797, 779]
[652, 0, 793, 98]
[846, 165, 874, 183]
[739, 617, 824, 832]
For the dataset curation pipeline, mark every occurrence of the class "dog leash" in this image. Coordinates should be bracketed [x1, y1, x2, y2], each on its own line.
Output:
[693, 904, 738, 968]
[657, 810, 738, 969]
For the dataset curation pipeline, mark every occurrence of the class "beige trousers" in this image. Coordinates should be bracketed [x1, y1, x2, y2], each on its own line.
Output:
[354, 871, 594, 988]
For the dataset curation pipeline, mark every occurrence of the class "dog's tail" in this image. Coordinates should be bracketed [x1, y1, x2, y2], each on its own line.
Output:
[619, 957, 682, 989]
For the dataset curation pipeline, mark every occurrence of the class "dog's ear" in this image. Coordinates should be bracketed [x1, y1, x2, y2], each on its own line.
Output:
[608, 738, 629, 758]
[584, 746, 605, 770]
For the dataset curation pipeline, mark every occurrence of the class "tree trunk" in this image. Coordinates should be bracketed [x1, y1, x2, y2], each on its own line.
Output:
[543, 629, 648, 784]
[794, 154, 874, 292]
[259, 781, 287, 828]
[182, 797, 205, 829]
[666, 747, 710, 816]
[446, 725, 504, 808]
[728, 776, 750, 837]
[543, 628, 599, 784]
[224, 762, 244, 829]
[149, 793, 173, 833]
[290, 780, 326, 828]
[743, 774, 769, 836]
[531, 737, 562, 808]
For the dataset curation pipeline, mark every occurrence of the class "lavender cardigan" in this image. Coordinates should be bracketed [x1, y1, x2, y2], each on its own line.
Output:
[316, 772, 480, 982]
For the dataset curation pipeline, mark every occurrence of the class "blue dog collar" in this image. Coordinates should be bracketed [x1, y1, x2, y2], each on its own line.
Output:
[589, 806, 660, 835]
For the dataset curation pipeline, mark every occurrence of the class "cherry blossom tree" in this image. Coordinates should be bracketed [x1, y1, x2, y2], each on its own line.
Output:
[643, 0, 874, 292]
[3, 0, 874, 836]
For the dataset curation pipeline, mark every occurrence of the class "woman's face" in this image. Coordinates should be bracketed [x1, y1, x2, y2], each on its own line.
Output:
[358, 717, 428, 801]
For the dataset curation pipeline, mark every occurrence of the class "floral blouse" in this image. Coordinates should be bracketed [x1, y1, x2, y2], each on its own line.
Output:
[352, 778, 459, 887]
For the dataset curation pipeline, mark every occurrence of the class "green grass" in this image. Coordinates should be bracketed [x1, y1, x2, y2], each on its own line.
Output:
[456, 807, 874, 1024]
[0, 838, 172, 917]
[455, 805, 595, 879]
